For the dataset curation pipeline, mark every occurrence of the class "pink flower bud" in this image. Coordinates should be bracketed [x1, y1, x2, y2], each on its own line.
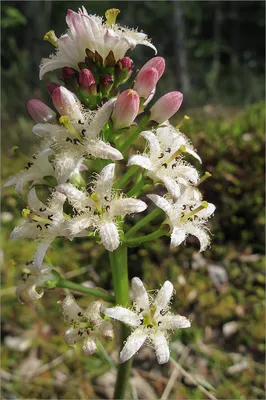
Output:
[141, 57, 166, 80]
[27, 99, 56, 123]
[62, 67, 76, 81]
[79, 69, 95, 90]
[112, 89, 140, 130]
[52, 86, 83, 121]
[134, 67, 158, 99]
[117, 57, 133, 70]
[47, 82, 60, 96]
[100, 74, 113, 95]
[149, 91, 183, 124]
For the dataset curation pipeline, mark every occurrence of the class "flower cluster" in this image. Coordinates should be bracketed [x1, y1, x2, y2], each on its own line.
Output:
[5, 6, 215, 367]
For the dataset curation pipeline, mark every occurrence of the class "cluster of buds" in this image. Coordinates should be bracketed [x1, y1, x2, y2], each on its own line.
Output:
[5, 7, 216, 364]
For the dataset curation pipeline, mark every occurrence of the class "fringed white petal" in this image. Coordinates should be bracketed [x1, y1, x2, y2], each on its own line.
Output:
[154, 281, 174, 314]
[141, 130, 161, 158]
[88, 99, 116, 138]
[185, 224, 210, 252]
[99, 321, 114, 339]
[88, 140, 123, 160]
[131, 277, 150, 312]
[94, 164, 115, 202]
[197, 203, 216, 219]
[110, 198, 147, 217]
[98, 221, 120, 251]
[120, 329, 147, 363]
[62, 294, 84, 321]
[56, 183, 90, 212]
[152, 332, 170, 364]
[160, 315, 191, 330]
[64, 327, 83, 346]
[27, 188, 46, 213]
[146, 194, 173, 217]
[34, 238, 54, 270]
[127, 155, 153, 170]
[170, 226, 187, 248]
[66, 215, 92, 238]
[162, 177, 181, 201]
[104, 306, 140, 327]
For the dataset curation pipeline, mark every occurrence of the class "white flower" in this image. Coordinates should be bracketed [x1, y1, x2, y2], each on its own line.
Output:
[33, 92, 122, 183]
[4, 148, 55, 194]
[57, 163, 147, 251]
[10, 188, 70, 268]
[16, 263, 56, 303]
[104, 277, 190, 364]
[147, 190, 215, 251]
[40, 7, 156, 79]
[62, 294, 114, 355]
[128, 122, 201, 200]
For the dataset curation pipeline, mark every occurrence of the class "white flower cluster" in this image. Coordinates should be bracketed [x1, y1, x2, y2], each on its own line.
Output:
[59, 278, 190, 363]
[5, 6, 216, 365]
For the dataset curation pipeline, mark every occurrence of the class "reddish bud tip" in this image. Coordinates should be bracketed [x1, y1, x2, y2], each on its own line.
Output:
[79, 69, 96, 90]
[141, 57, 166, 80]
[117, 57, 133, 70]
[62, 67, 76, 81]
[47, 82, 60, 96]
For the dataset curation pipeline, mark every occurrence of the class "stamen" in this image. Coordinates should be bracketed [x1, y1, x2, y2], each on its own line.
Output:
[180, 201, 208, 222]
[166, 145, 186, 164]
[176, 115, 190, 129]
[105, 8, 120, 26]
[43, 30, 58, 47]
[59, 116, 82, 141]
[22, 209, 52, 225]
[196, 171, 212, 186]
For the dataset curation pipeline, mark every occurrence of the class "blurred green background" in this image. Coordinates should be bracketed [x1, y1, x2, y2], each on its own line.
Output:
[1, 1, 265, 399]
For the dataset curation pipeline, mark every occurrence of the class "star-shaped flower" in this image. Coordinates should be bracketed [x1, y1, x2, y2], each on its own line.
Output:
[40, 7, 156, 79]
[33, 88, 122, 183]
[16, 262, 57, 303]
[62, 294, 114, 355]
[104, 277, 190, 364]
[147, 189, 215, 251]
[57, 163, 147, 251]
[128, 122, 201, 200]
[10, 188, 70, 268]
[4, 148, 55, 195]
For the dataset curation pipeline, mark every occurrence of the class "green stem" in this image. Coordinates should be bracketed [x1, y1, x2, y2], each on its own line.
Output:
[117, 165, 138, 189]
[109, 245, 132, 399]
[124, 227, 168, 246]
[125, 207, 163, 238]
[56, 279, 114, 303]
[120, 125, 142, 152]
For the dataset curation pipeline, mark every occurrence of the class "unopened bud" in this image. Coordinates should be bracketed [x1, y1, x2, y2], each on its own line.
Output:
[141, 57, 166, 80]
[100, 74, 113, 96]
[47, 82, 60, 96]
[134, 67, 158, 99]
[79, 69, 96, 95]
[149, 91, 183, 124]
[62, 67, 76, 81]
[112, 89, 140, 130]
[52, 86, 83, 122]
[115, 57, 133, 85]
[27, 99, 56, 123]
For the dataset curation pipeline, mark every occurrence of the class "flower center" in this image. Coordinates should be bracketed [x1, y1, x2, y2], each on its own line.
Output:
[180, 201, 208, 222]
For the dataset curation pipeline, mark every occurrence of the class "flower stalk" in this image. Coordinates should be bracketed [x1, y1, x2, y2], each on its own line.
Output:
[109, 245, 132, 399]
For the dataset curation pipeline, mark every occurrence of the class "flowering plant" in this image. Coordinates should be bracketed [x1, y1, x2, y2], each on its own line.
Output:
[5, 7, 215, 399]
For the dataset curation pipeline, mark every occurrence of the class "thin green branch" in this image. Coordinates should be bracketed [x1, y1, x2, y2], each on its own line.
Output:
[56, 279, 114, 303]
[124, 227, 168, 245]
[125, 207, 163, 238]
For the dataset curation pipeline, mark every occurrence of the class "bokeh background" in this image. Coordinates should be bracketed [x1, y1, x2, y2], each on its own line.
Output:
[1, 1, 265, 399]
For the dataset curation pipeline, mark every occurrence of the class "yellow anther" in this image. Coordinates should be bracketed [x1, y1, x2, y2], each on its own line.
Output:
[90, 193, 99, 202]
[196, 171, 212, 186]
[59, 116, 82, 141]
[184, 115, 190, 120]
[43, 30, 58, 47]
[201, 201, 208, 208]
[105, 8, 120, 26]
[22, 209, 31, 219]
